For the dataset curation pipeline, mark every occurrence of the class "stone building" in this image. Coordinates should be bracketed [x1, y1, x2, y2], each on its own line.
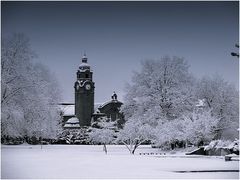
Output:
[60, 54, 124, 128]
[92, 93, 124, 128]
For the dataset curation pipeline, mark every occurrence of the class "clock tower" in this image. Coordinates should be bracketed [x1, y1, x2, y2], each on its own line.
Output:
[74, 54, 94, 126]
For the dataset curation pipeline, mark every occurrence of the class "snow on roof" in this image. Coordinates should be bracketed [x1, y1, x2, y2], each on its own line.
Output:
[59, 103, 103, 116]
[94, 103, 103, 112]
[59, 105, 75, 116]
[99, 99, 122, 109]
[79, 62, 92, 72]
[82, 54, 87, 59]
[63, 117, 80, 128]
[79, 68, 91, 72]
[64, 123, 80, 128]
[65, 117, 79, 124]
[79, 62, 90, 68]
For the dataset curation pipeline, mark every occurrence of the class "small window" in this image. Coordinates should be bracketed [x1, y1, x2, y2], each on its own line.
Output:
[85, 74, 89, 78]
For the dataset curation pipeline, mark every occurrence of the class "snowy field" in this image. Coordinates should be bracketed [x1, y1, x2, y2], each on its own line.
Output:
[1, 144, 239, 179]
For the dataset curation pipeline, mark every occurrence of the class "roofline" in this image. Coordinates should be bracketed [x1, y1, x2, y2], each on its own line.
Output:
[99, 99, 123, 108]
[59, 103, 75, 105]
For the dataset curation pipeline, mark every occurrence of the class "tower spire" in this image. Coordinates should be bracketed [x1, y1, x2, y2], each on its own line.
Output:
[82, 51, 87, 63]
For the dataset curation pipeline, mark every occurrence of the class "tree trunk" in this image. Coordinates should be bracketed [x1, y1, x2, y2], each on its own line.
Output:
[131, 148, 136, 154]
[131, 143, 139, 155]
[103, 144, 107, 154]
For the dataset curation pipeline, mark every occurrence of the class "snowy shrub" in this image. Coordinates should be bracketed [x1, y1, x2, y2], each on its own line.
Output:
[56, 127, 92, 145]
[204, 139, 239, 155]
[153, 110, 220, 148]
[231, 139, 239, 152]
[89, 128, 115, 144]
[89, 117, 117, 154]
[204, 140, 232, 151]
[89, 117, 117, 145]
[153, 119, 185, 148]
[184, 110, 220, 146]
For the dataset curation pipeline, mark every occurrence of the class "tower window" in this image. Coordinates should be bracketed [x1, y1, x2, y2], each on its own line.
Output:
[85, 74, 89, 78]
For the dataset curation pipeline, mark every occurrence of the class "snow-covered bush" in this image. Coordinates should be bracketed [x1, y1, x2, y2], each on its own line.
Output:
[89, 117, 117, 154]
[228, 139, 239, 152]
[152, 110, 220, 148]
[55, 127, 92, 145]
[204, 139, 239, 155]
[183, 110, 219, 146]
[153, 118, 185, 149]
[204, 140, 232, 151]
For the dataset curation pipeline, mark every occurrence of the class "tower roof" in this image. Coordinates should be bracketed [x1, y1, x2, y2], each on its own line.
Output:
[79, 53, 91, 71]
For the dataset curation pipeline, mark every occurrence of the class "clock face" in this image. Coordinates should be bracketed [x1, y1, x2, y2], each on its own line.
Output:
[85, 84, 91, 90]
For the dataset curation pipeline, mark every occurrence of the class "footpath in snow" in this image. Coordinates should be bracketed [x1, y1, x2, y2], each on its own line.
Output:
[1, 145, 239, 179]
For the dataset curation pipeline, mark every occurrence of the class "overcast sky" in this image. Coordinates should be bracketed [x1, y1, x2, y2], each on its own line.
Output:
[2, 1, 239, 103]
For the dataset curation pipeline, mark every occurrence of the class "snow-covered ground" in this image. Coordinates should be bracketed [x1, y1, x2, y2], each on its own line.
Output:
[1, 144, 239, 179]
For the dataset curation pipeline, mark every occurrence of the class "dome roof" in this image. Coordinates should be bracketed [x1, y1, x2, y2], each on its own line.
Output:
[78, 53, 91, 71]
[65, 117, 79, 124]
[64, 123, 80, 128]
[79, 62, 90, 68]
[64, 117, 80, 128]
[79, 63, 90, 71]
[98, 99, 123, 111]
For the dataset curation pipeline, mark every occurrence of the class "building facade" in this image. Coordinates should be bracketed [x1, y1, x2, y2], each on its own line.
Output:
[60, 54, 124, 128]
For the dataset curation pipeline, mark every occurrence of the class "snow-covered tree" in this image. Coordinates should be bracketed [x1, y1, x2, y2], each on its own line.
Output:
[89, 117, 117, 154]
[29, 63, 62, 139]
[120, 57, 197, 150]
[196, 75, 239, 139]
[122, 56, 238, 149]
[153, 110, 220, 148]
[183, 110, 220, 146]
[117, 116, 154, 154]
[1, 34, 35, 138]
[122, 57, 196, 127]
[1, 33, 62, 143]
[153, 118, 186, 149]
